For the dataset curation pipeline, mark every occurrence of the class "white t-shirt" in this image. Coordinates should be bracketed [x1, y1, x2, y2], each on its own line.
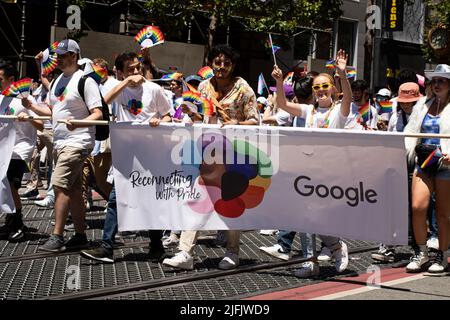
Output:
[100, 77, 120, 116]
[113, 81, 172, 122]
[49, 70, 102, 150]
[275, 109, 294, 127]
[0, 95, 38, 162]
[345, 102, 378, 130]
[297, 103, 347, 129]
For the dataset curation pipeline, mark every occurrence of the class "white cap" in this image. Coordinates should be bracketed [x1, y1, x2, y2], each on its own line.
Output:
[376, 88, 391, 97]
[257, 96, 268, 106]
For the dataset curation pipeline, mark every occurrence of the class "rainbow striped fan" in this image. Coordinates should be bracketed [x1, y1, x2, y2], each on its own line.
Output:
[182, 91, 214, 116]
[197, 66, 214, 80]
[134, 26, 164, 48]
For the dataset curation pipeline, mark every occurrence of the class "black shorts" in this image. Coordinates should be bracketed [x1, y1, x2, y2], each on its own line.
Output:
[7, 159, 29, 189]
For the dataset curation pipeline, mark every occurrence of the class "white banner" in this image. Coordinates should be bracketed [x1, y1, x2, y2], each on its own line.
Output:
[111, 123, 408, 245]
[0, 122, 16, 213]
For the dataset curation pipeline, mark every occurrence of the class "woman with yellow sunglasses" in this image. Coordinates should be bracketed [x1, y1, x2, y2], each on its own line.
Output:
[271, 49, 352, 129]
[270, 49, 352, 278]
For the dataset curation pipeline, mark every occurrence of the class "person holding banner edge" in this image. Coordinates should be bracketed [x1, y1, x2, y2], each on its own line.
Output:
[404, 64, 450, 274]
[162, 44, 259, 271]
[270, 49, 352, 277]
[0, 62, 44, 242]
[80, 52, 172, 263]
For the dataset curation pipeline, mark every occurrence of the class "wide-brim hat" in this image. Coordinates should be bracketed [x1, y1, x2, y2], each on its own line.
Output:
[397, 82, 423, 103]
[424, 64, 450, 80]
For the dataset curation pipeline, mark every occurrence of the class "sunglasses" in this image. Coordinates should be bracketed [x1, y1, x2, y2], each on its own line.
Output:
[431, 78, 448, 85]
[312, 83, 333, 92]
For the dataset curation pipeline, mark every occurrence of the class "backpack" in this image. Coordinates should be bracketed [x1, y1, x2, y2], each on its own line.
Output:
[50, 74, 110, 141]
[78, 75, 110, 141]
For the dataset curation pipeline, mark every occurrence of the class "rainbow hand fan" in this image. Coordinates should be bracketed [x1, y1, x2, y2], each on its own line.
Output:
[421, 148, 443, 169]
[197, 66, 214, 80]
[161, 72, 183, 81]
[1, 83, 19, 97]
[13, 78, 32, 98]
[41, 41, 59, 75]
[182, 91, 214, 116]
[134, 26, 164, 49]
[84, 62, 108, 84]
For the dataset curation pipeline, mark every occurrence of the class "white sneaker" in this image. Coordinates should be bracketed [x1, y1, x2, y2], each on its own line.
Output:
[162, 251, 194, 270]
[163, 233, 180, 248]
[34, 197, 54, 208]
[259, 244, 290, 261]
[259, 230, 278, 236]
[317, 246, 332, 261]
[295, 261, 320, 278]
[426, 237, 439, 251]
[427, 251, 447, 274]
[406, 251, 429, 273]
[218, 251, 239, 270]
[332, 242, 349, 273]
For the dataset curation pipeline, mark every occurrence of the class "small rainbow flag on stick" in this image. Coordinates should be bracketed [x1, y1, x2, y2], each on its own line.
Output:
[378, 101, 393, 114]
[197, 66, 214, 80]
[134, 26, 164, 48]
[326, 60, 335, 69]
[421, 148, 443, 169]
[182, 91, 214, 116]
[346, 66, 357, 78]
[84, 63, 108, 84]
[358, 102, 370, 123]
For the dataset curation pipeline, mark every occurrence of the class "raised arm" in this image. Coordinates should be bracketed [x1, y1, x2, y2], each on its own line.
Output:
[104, 75, 145, 104]
[271, 65, 303, 117]
[335, 49, 352, 117]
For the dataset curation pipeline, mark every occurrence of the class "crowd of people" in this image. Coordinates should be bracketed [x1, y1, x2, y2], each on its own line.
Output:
[0, 38, 449, 277]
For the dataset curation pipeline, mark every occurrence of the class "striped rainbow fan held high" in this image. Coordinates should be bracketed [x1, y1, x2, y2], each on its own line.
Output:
[41, 41, 59, 76]
[1, 78, 32, 98]
[134, 26, 164, 48]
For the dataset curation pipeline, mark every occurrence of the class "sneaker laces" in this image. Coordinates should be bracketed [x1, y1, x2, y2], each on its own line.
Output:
[431, 251, 444, 265]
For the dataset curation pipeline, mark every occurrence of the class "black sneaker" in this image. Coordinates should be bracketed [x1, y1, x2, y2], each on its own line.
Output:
[64, 233, 88, 251]
[0, 214, 14, 238]
[39, 234, 66, 252]
[148, 246, 166, 263]
[81, 246, 114, 263]
[371, 246, 396, 263]
[3, 214, 26, 242]
[20, 188, 39, 200]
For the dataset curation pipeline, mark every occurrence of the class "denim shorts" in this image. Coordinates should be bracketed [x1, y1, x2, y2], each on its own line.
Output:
[415, 165, 450, 180]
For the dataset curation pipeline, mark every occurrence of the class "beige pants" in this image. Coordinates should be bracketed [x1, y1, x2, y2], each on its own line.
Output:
[179, 230, 241, 255]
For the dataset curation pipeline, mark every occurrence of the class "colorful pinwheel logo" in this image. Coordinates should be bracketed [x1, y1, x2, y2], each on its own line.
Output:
[182, 133, 273, 218]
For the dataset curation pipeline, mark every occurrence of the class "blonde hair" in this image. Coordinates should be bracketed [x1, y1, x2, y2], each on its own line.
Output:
[313, 73, 338, 102]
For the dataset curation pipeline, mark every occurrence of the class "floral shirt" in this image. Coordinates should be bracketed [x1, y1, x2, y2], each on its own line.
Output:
[198, 77, 258, 124]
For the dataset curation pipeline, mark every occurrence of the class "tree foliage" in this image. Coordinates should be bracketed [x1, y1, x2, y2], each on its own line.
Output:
[144, 0, 343, 38]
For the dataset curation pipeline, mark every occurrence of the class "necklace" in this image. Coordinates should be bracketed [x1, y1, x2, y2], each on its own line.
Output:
[308, 102, 335, 128]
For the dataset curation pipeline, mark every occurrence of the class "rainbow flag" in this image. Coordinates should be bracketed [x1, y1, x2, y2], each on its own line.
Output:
[182, 91, 214, 116]
[197, 66, 214, 80]
[346, 66, 357, 78]
[134, 26, 164, 48]
[326, 60, 335, 69]
[84, 63, 107, 84]
[378, 101, 393, 114]
[358, 102, 370, 123]
[421, 148, 443, 169]
[283, 72, 294, 86]
[257, 73, 268, 95]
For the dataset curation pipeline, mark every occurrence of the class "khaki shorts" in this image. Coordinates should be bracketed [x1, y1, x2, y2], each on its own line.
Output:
[52, 146, 92, 191]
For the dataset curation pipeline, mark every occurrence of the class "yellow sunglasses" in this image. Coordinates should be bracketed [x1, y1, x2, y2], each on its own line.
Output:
[312, 82, 333, 92]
